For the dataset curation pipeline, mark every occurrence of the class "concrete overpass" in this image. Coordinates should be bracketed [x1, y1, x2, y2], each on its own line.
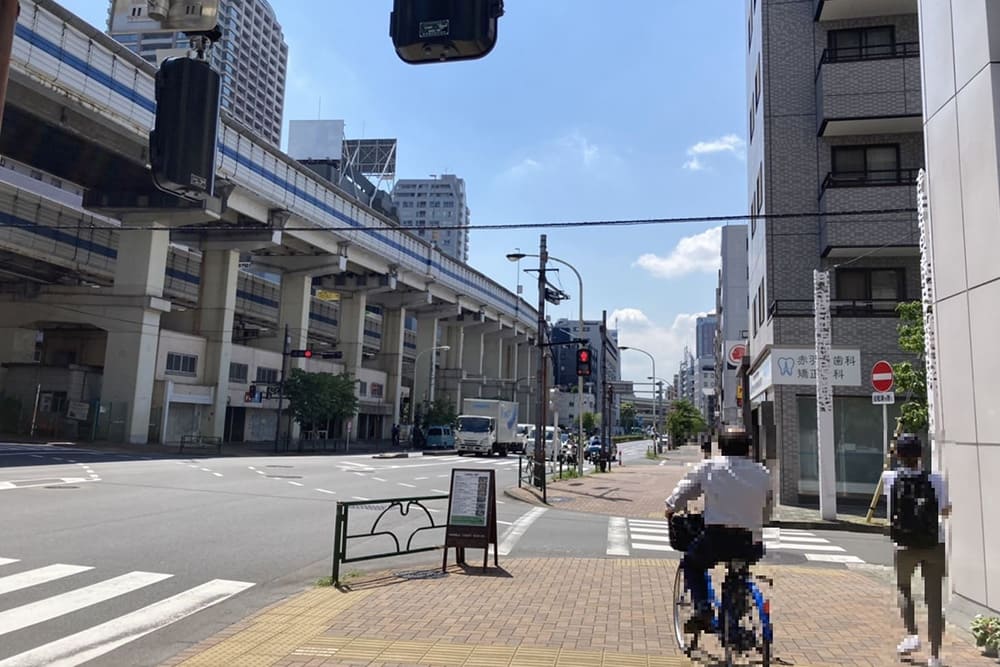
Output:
[0, 0, 538, 444]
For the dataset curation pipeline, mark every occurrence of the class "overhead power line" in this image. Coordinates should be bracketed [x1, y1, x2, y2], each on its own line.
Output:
[0, 207, 918, 232]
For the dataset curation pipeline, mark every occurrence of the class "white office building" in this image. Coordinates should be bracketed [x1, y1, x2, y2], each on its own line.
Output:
[107, 0, 288, 147]
[391, 175, 470, 263]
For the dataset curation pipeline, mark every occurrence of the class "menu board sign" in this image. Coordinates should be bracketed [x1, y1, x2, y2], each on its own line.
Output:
[442, 468, 498, 572]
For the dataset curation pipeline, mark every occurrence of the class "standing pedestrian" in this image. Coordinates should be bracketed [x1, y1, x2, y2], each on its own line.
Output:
[883, 433, 951, 667]
[391, 423, 400, 448]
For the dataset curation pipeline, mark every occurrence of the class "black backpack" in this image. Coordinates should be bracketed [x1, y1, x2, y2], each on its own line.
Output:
[890, 471, 939, 548]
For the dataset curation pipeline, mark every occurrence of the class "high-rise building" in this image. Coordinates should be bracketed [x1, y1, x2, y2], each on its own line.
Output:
[107, 0, 288, 146]
[694, 315, 718, 425]
[917, 0, 999, 621]
[392, 175, 470, 263]
[747, 1, 922, 504]
[695, 315, 717, 359]
[715, 225, 749, 427]
[552, 319, 620, 427]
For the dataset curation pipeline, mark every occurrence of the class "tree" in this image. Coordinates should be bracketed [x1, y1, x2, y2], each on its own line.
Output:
[283, 369, 358, 430]
[422, 397, 457, 428]
[666, 398, 707, 446]
[893, 301, 928, 432]
[581, 411, 597, 434]
[620, 402, 636, 431]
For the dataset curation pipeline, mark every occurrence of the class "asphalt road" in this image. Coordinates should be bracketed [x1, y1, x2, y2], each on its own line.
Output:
[0, 439, 892, 666]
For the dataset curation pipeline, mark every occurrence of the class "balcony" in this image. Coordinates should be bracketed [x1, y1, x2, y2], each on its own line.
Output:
[769, 299, 901, 318]
[819, 169, 920, 256]
[816, 43, 922, 136]
[814, 0, 917, 22]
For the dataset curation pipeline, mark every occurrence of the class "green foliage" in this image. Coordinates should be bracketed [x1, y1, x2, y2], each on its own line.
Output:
[619, 402, 636, 430]
[422, 398, 457, 428]
[283, 369, 358, 427]
[893, 301, 928, 432]
[581, 411, 597, 433]
[971, 615, 1000, 649]
[666, 398, 707, 446]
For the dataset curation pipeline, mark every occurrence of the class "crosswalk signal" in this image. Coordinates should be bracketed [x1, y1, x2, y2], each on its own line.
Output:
[289, 349, 313, 358]
[576, 348, 592, 377]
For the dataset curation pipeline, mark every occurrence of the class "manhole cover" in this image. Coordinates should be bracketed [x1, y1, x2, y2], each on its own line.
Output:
[265, 474, 303, 479]
[395, 569, 448, 580]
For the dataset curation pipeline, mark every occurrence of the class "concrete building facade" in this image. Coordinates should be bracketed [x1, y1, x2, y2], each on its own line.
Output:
[392, 175, 471, 263]
[552, 319, 620, 428]
[715, 225, 750, 428]
[747, 0, 922, 504]
[917, 0, 1000, 620]
[107, 0, 288, 146]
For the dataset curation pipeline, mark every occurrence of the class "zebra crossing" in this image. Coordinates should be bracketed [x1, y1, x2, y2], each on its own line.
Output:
[606, 518, 865, 564]
[0, 554, 253, 666]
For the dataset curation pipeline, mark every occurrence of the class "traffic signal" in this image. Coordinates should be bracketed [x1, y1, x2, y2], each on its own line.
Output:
[390, 0, 504, 65]
[289, 349, 313, 358]
[576, 348, 592, 377]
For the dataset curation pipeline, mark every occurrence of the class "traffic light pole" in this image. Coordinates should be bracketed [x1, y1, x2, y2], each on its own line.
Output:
[273, 324, 290, 453]
[533, 235, 548, 502]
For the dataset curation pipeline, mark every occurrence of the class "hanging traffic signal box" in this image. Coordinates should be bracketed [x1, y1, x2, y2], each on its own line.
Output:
[289, 350, 313, 358]
[576, 348, 592, 377]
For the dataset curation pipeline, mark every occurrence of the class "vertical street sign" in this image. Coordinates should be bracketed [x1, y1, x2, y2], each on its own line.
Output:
[871, 360, 896, 465]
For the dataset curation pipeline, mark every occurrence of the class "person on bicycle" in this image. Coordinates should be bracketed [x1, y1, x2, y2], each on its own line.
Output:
[665, 429, 772, 633]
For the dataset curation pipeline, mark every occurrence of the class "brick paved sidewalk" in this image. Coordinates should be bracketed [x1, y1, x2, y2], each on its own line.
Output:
[162, 558, 993, 667]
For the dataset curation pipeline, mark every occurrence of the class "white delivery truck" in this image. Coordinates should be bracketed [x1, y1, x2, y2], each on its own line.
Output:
[455, 399, 519, 457]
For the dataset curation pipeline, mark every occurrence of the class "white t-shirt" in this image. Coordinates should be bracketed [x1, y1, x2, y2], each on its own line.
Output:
[882, 467, 949, 544]
[665, 456, 771, 542]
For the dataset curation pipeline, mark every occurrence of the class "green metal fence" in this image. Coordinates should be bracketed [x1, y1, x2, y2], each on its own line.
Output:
[331, 494, 448, 586]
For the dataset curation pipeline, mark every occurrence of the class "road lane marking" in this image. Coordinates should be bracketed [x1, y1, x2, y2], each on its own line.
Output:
[352, 472, 366, 477]
[212, 473, 223, 477]
[805, 553, 865, 564]
[431, 489, 449, 494]
[398, 483, 416, 488]
[498, 520, 514, 526]
[415, 476, 429, 480]
[372, 477, 387, 482]
[607, 517, 629, 556]
[770, 536, 829, 543]
[0, 571, 173, 636]
[352, 496, 370, 501]
[255, 470, 265, 475]
[315, 489, 336, 495]
[288, 481, 304, 487]
[437, 474, 449, 478]
[0, 579, 254, 667]
[630, 542, 674, 552]
[0, 564, 93, 595]
[766, 543, 845, 552]
[630, 533, 671, 543]
[0, 558, 19, 567]
[498, 507, 547, 556]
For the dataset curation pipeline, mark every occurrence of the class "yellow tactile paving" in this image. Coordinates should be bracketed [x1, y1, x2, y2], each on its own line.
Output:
[463, 645, 519, 667]
[420, 642, 477, 665]
[509, 646, 560, 666]
[554, 648, 604, 667]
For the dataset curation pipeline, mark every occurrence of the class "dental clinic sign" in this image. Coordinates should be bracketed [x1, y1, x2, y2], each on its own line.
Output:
[749, 347, 861, 400]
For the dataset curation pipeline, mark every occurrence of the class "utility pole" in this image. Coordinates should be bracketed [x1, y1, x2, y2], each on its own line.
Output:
[273, 324, 290, 453]
[0, 1, 19, 136]
[533, 235, 548, 501]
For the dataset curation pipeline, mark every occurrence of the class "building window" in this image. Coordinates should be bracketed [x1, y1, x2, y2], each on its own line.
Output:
[836, 268, 904, 301]
[830, 145, 900, 185]
[166, 352, 198, 376]
[358, 381, 367, 396]
[256, 367, 279, 384]
[370, 383, 383, 399]
[229, 362, 249, 383]
[826, 26, 895, 62]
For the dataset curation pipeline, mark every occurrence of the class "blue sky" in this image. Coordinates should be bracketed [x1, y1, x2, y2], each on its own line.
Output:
[63, 1, 748, 385]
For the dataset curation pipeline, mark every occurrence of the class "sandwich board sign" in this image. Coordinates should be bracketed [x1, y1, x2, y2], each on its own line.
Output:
[442, 468, 498, 572]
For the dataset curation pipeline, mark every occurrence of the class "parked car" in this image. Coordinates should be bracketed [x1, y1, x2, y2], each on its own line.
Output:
[424, 425, 455, 449]
[585, 437, 616, 462]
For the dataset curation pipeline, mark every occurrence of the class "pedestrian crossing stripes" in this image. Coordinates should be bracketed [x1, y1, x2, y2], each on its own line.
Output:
[0, 555, 253, 667]
[605, 518, 865, 564]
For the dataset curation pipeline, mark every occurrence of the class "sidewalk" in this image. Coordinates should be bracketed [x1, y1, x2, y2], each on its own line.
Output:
[163, 557, 994, 667]
[506, 447, 889, 534]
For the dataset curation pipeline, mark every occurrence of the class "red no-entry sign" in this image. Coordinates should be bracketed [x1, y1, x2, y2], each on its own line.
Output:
[871, 360, 894, 392]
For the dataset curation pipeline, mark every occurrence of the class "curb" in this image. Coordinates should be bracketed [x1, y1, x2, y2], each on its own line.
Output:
[420, 449, 459, 456]
[768, 519, 889, 535]
[503, 486, 546, 506]
[371, 452, 412, 459]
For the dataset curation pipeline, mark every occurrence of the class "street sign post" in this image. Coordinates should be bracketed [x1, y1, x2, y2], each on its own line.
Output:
[871, 360, 895, 461]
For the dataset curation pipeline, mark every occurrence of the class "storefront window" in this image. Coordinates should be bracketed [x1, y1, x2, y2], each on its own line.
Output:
[797, 395, 901, 497]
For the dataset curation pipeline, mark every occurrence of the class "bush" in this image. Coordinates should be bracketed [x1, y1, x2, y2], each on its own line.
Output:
[971, 615, 1000, 650]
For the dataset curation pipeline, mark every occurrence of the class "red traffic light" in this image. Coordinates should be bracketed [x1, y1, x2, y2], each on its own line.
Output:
[290, 349, 313, 358]
[577, 349, 590, 363]
[576, 348, 592, 376]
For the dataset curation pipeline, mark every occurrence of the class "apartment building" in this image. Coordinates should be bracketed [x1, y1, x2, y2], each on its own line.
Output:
[715, 225, 749, 428]
[392, 175, 471, 263]
[747, 0, 922, 504]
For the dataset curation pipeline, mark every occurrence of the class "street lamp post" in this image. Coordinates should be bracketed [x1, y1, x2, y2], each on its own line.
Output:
[621, 346, 656, 439]
[414, 344, 450, 413]
[507, 250, 586, 476]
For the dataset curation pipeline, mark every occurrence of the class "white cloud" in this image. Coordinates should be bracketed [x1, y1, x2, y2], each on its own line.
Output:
[611, 309, 709, 387]
[499, 131, 611, 181]
[504, 157, 542, 178]
[632, 226, 722, 279]
[682, 134, 745, 170]
[560, 131, 600, 166]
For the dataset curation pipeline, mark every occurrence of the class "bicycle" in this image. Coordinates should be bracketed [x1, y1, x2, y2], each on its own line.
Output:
[670, 513, 774, 666]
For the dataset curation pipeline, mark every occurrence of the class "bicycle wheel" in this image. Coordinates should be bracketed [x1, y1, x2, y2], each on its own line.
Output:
[672, 563, 698, 654]
[746, 582, 772, 667]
